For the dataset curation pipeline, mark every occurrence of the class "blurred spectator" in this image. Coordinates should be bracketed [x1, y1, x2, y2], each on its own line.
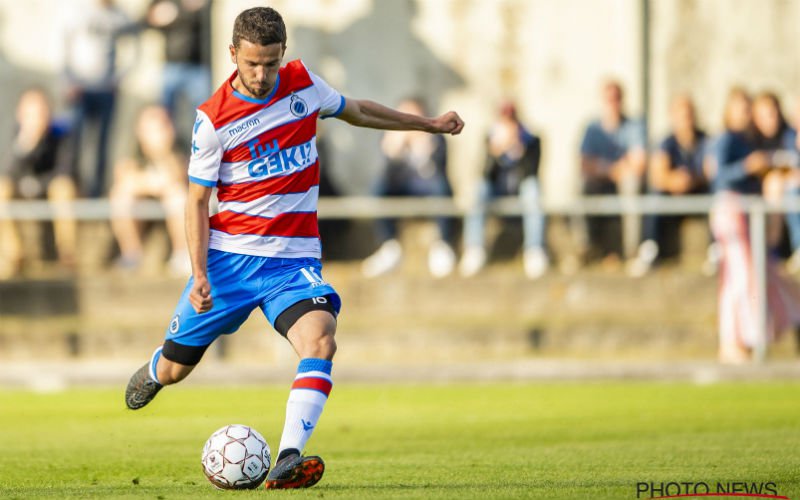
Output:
[709, 87, 759, 194]
[63, 0, 138, 197]
[699, 88, 754, 276]
[361, 98, 456, 278]
[753, 92, 800, 270]
[109, 105, 188, 275]
[0, 88, 78, 278]
[143, 0, 212, 142]
[794, 98, 800, 148]
[459, 101, 547, 279]
[578, 80, 647, 265]
[628, 95, 709, 277]
[709, 87, 800, 363]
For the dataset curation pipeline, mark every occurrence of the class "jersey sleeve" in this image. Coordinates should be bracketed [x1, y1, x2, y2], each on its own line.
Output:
[305, 65, 346, 119]
[188, 110, 222, 187]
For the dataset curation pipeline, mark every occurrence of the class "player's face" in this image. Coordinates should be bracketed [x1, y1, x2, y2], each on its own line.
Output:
[230, 40, 285, 99]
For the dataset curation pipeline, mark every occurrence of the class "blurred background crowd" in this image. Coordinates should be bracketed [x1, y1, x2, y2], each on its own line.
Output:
[1, 0, 799, 364]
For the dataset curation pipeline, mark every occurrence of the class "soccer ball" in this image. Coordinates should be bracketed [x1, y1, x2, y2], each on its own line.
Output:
[201, 424, 271, 489]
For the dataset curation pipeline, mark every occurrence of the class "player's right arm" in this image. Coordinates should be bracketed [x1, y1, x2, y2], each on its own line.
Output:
[337, 99, 464, 135]
[186, 110, 222, 314]
[186, 182, 213, 314]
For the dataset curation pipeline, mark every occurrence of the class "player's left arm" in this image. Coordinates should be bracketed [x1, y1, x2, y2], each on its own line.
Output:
[337, 99, 464, 135]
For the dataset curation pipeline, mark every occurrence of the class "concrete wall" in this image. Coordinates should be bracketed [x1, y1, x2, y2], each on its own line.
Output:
[0, 0, 797, 202]
[649, 0, 800, 139]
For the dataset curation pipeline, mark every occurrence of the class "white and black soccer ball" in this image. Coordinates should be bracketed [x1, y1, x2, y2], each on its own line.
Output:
[201, 424, 271, 489]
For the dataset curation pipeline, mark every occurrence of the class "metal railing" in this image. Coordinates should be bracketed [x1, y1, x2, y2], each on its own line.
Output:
[3, 193, 798, 362]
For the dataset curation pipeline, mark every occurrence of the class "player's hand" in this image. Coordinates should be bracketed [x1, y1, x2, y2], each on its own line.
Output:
[430, 111, 465, 135]
[189, 275, 213, 314]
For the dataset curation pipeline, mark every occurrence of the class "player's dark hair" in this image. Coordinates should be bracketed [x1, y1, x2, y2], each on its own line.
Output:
[232, 7, 287, 48]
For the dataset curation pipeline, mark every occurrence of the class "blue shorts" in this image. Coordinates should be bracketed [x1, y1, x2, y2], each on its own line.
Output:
[164, 249, 341, 347]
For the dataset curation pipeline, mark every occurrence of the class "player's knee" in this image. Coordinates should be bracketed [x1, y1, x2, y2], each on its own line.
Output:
[301, 331, 336, 360]
[287, 314, 337, 360]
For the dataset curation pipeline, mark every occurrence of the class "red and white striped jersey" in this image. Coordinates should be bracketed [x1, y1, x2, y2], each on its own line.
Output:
[188, 60, 345, 259]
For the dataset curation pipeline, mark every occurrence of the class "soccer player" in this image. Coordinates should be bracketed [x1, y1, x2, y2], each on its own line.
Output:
[124, 6, 464, 490]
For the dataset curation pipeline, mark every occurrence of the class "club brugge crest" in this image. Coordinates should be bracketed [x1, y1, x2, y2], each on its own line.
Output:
[289, 94, 308, 117]
[169, 314, 180, 334]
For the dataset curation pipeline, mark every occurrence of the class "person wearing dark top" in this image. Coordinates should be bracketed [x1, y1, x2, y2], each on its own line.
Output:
[710, 88, 763, 195]
[0, 89, 78, 278]
[145, 0, 212, 140]
[752, 92, 800, 270]
[459, 101, 548, 279]
[361, 98, 456, 278]
[628, 95, 709, 276]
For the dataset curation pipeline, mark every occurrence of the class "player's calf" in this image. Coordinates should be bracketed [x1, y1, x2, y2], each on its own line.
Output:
[125, 341, 203, 409]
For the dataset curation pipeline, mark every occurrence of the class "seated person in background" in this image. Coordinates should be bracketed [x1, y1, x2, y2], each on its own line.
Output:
[109, 105, 189, 274]
[459, 101, 547, 279]
[578, 80, 647, 265]
[0, 88, 77, 278]
[628, 94, 709, 277]
[710, 87, 762, 194]
[701, 87, 754, 275]
[751, 92, 800, 270]
[361, 97, 456, 278]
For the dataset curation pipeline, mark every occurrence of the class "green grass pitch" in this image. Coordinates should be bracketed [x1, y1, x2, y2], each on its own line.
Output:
[0, 382, 799, 499]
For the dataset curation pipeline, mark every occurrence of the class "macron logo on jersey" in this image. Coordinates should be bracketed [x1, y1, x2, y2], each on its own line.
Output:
[246, 137, 315, 178]
[228, 117, 261, 138]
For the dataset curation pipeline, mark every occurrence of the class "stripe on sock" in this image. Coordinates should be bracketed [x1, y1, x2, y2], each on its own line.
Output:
[291, 376, 333, 396]
[293, 370, 331, 381]
[149, 345, 163, 385]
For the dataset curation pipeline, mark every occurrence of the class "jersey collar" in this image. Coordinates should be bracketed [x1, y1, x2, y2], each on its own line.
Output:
[230, 72, 281, 105]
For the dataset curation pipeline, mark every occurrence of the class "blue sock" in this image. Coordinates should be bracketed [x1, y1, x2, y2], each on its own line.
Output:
[149, 346, 163, 385]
